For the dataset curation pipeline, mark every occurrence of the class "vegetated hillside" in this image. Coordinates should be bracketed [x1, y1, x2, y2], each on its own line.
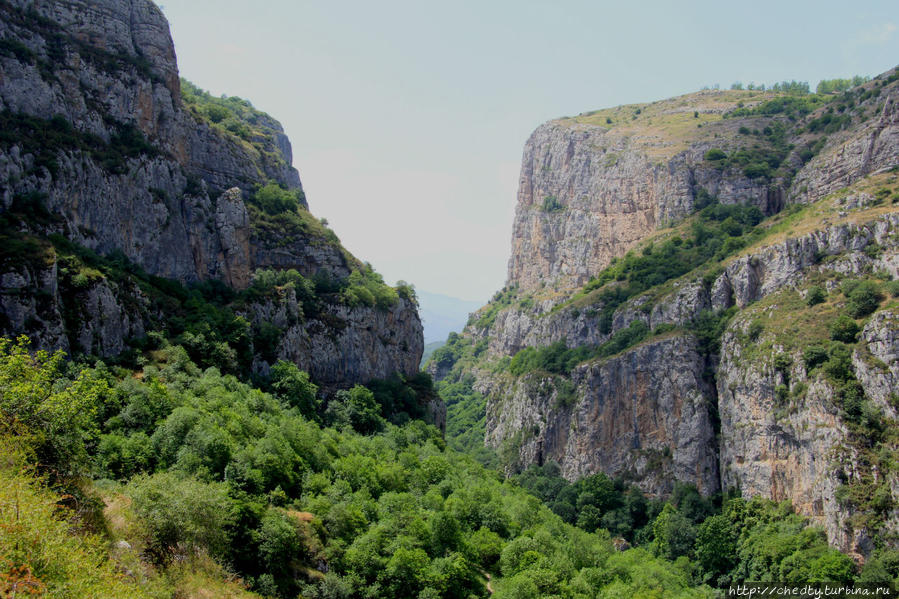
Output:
[1, 335, 875, 598]
[429, 66, 899, 562]
[0, 0, 429, 396]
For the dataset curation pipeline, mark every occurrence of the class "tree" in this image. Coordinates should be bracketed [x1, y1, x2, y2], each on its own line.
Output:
[127, 471, 236, 563]
[806, 286, 827, 306]
[258, 508, 303, 594]
[0, 336, 108, 475]
[270, 360, 319, 418]
[846, 281, 883, 318]
[829, 316, 860, 343]
[652, 504, 696, 560]
[695, 514, 737, 584]
[326, 385, 385, 434]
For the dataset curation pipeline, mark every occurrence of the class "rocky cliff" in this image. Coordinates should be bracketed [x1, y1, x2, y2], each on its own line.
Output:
[0, 0, 428, 399]
[508, 75, 899, 293]
[0, 0, 353, 287]
[433, 66, 899, 554]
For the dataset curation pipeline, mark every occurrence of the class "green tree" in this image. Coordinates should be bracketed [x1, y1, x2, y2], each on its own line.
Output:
[653, 504, 696, 560]
[830, 316, 860, 343]
[806, 285, 827, 306]
[270, 360, 319, 418]
[326, 385, 385, 434]
[127, 471, 236, 563]
[846, 281, 883, 318]
[696, 514, 737, 584]
[0, 336, 108, 475]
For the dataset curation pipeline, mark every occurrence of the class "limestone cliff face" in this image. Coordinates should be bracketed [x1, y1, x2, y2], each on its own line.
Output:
[716, 328, 854, 553]
[854, 310, 899, 418]
[717, 306, 899, 559]
[507, 120, 770, 291]
[473, 211, 899, 505]
[450, 91, 899, 545]
[0, 0, 349, 289]
[0, 252, 148, 357]
[0, 0, 424, 392]
[506, 75, 899, 293]
[792, 90, 899, 204]
[242, 288, 424, 386]
[483, 334, 719, 497]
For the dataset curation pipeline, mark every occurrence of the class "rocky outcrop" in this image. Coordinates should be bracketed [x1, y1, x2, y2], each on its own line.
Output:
[0, 0, 344, 287]
[243, 288, 424, 385]
[716, 322, 853, 552]
[445, 66, 899, 555]
[713, 213, 899, 310]
[506, 72, 899, 294]
[791, 80, 899, 204]
[465, 210, 899, 527]
[0, 251, 147, 357]
[476, 211, 899, 363]
[507, 121, 771, 292]
[483, 334, 719, 496]
[854, 310, 899, 419]
[0, 0, 425, 394]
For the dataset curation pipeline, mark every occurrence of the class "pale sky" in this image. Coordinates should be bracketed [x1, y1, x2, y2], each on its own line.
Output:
[159, 0, 898, 303]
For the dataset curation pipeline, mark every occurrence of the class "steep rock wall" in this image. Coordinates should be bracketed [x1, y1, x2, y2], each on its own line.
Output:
[482, 334, 719, 497]
[0, 0, 353, 289]
[507, 121, 770, 291]
[0, 0, 425, 393]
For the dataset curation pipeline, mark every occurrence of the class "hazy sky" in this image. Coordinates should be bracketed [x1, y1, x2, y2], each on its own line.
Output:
[159, 0, 898, 302]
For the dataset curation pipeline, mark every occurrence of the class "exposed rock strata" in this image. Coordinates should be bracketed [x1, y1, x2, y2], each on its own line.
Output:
[0, 0, 343, 287]
[507, 122, 770, 291]
[0, 0, 425, 394]
[507, 77, 899, 293]
[483, 334, 719, 497]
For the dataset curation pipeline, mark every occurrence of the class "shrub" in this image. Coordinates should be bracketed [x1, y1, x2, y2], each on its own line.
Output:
[846, 281, 882, 318]
[823, 343, 854, 383]
[341, 268, 399, 310]
[747, 320, 764, 341]
[830, 316, 860, 343]
[704, 149, 727, 161]
[541, 195, 564, 212]
[0, 336, 109, 475]
[806, 286, 826, 306]
[270, 361, 319, 418]
[326, 385, 385, 434]
[885, 280, 899, 298]
[803, 345, 828, 371]
[743, 162, 771, 179]
[251, 183, 303, 215]
[127, 471, 237, 563]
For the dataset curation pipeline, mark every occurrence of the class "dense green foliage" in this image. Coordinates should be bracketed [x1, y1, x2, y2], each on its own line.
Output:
[470, 285, 520, 329]
[429, 334, 497, 466]
[725, 94, 830, 121]
[251, 182, 307, 215]
[341, 267, 401, 309]
[1, 335, 741, 599]
[181, 79, 290, 169]
[508, 320, 650, 376]
[511, 462, 860, 588]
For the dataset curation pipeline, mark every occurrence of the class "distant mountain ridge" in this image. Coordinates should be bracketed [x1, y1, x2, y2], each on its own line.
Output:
[417, 290, 483, 343]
